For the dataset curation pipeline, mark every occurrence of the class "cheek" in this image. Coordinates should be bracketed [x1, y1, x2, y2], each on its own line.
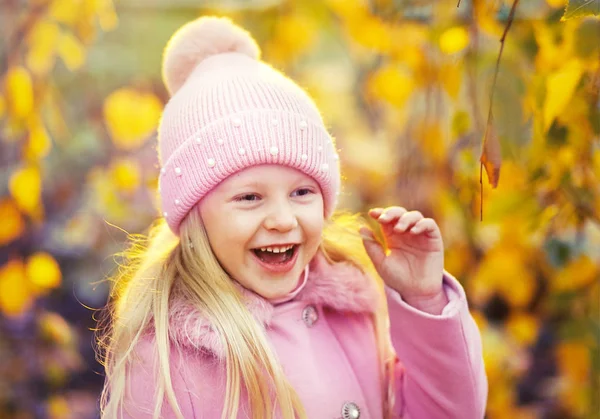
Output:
[300, 209, 325, 244]
[206, 211, 259, 253]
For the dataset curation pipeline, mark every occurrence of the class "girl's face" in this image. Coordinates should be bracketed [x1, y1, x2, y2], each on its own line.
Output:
[199, 165, 324, 300]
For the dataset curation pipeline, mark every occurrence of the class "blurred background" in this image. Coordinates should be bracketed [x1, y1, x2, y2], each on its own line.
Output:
[0, 0, 599, 418]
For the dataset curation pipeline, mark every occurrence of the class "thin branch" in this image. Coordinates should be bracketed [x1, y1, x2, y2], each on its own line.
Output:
[457, 0, 462, 7]
[487, 0, 520, 116]
[479, 0, 520, 220]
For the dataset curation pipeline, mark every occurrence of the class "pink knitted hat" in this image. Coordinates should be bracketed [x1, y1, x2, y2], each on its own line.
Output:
[157, 16, 341, 234]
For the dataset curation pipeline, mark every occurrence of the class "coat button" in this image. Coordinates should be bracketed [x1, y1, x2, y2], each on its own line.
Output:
[341, 402, 360, 419]
[301, 305, 318, 327]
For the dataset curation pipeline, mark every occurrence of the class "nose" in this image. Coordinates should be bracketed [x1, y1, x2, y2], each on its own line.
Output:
[263, 202, 299, 232]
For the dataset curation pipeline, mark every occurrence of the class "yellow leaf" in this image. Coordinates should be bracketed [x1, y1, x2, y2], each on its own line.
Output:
[57, 32, 86, 71]
[439, 61, 463, 100]
[110, 158, 141, 193]
[75, 18, 97, 44]
[4, 66, 34, 119]
[9, 165, 43, 219]
[103, 88, 163, 150]
[552, 255, 598, 292]
[474, 1, 504, 37]
[472, 246, 536, 308]
[546, 0, 565, 6]
[97, 0, 119, 31]
[325, 0, 367, 21]
[26, 252, 62, 292]
[49, 0, 81, 25]
[543, 60, 584, 132]
[532, 21, 569, 71]
[562, 0, 600, 20]
[26, 120, 52, 160]
[506, 312, 539, 346]
[265, 14, 317, 63]
[0, 259, 33, 317]
[348, 16, 392, 53]
[444, 243, 474, 279]
[366, 66, 414, 107]
[451, 110, 471, 138]
[417, 122, 446, 164]
[39, 312, 74, 346]
[0, 199, 25, 246]
[439, 26, 469, 54]
[556, 341, 590, 383]
[26, 21, 60, 75]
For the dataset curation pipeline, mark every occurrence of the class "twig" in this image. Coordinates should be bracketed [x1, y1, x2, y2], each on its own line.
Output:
[479, 0, 520, 220]
[457, 0, 461, 7]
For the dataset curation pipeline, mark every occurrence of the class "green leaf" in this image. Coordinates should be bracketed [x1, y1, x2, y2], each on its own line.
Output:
[562, 0, 600, 20]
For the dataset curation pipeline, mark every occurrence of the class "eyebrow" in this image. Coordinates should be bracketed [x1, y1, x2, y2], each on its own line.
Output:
[234, 176, 315, 190]
[237, 181, 263, 189]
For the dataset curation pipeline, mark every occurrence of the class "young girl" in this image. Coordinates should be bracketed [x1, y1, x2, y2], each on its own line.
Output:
[97, 16, 487, 419]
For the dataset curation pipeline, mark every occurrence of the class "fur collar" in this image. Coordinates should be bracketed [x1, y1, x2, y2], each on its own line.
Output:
[163, 253, 380, 358]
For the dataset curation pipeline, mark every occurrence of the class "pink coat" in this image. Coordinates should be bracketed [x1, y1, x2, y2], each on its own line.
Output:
[120, 255, 487, 418]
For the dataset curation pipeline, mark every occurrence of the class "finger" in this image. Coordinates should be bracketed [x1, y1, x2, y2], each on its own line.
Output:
[393, 211, 423, 233]
[376, 207, 408, 224]
[359, 227, 386, 268]
[368, 208, 385, 218]
[409, 218, 437, 235]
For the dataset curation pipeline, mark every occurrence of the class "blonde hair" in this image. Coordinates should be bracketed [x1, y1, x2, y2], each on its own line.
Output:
[96, 207, 395, 419]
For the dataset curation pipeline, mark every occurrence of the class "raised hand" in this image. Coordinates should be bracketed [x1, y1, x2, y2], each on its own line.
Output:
[360, 207, 447, 313]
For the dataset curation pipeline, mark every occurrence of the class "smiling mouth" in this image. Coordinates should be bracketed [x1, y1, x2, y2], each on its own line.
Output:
[252, 245, 298, 264]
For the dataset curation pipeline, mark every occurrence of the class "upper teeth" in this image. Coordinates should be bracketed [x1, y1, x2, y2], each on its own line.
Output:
[259, 245, 294, 253]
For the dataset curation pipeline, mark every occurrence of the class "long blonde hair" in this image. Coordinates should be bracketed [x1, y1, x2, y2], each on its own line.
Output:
[96, 207, 395, 419]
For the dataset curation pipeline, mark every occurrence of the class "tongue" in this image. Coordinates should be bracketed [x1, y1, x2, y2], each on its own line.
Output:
[256, 250, 290, 264]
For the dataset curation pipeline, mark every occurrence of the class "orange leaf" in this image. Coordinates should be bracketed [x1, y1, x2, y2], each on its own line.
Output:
[480, 117, 502, 188]
[0, 259, 33, 317]
[0, 199, 25, 245]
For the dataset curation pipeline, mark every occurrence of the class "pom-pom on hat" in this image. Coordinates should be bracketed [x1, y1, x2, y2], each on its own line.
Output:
[157, 16, 340, 234]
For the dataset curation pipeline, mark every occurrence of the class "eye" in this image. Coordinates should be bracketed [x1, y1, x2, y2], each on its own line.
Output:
[235, 193, 260, 202]
[291, 188, 314, 197]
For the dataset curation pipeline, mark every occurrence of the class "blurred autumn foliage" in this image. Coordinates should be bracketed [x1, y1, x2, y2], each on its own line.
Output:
[0, 0, 599, 418]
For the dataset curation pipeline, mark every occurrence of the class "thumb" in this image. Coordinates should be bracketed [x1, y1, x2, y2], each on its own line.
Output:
[360, 227, 386, 269]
